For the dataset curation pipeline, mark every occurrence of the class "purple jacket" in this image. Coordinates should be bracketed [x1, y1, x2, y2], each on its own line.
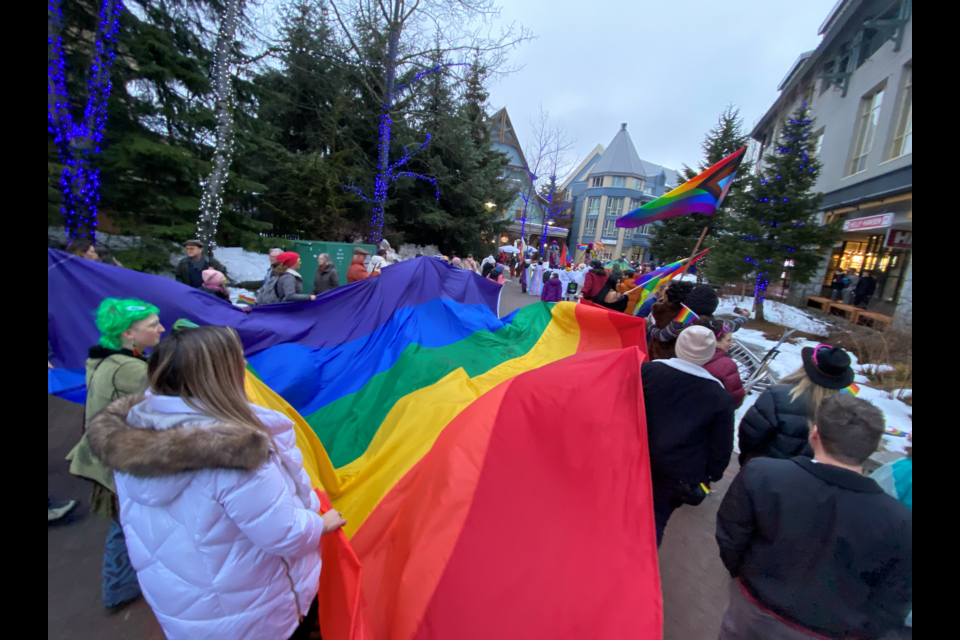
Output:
[541, 278, 563, 302]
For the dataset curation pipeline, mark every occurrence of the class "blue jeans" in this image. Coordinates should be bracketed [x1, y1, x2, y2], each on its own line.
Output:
[103, 519, 141, 608]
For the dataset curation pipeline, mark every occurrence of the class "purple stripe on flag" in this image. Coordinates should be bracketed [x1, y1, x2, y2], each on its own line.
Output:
[48, 250, 501, 368]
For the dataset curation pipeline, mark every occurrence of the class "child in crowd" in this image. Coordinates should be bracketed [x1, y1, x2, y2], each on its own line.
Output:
[201, 268, 230, 301]
[541, 272, 563, 303]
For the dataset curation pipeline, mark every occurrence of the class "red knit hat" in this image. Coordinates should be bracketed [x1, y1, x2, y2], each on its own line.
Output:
[276, 251, 300, 267]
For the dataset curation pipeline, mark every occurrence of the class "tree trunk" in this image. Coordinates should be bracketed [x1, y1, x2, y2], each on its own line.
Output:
[197, 0, 241, 252]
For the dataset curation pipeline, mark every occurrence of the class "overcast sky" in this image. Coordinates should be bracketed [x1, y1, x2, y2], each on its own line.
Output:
[488, 0, 839, 174]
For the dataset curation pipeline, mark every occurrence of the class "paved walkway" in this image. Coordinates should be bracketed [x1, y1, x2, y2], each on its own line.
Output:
[48, 279, 737, 639]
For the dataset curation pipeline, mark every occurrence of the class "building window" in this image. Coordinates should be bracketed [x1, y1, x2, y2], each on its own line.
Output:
[591, 176, 603, 188]
[603, 219, 617, 237]
[634, 177, 646, 190]
[611, 176, 626, 188]
[606, 197, 624, 217]
[813, 129, 825, 156]
[637, 224, 652, 235]
[848, 88, 885, 175]
[629, 198, 643, 212]
[890, 66, 912, 158]
[623, 228, 633, 239]
[586, 197, 601, 216]
[643, 186, 654, 195]
[584, 218, 597, 235]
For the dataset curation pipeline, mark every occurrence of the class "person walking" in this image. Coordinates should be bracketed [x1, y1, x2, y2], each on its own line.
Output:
[200, 268, 230, 301]
[68, 238, 100, 261]
[829, 270, 849, 302]
[540, 272, 563, 303]
[347, 247, 371, 283]
[67, 298, 165, 609]
[175, 240, 227, 289]
[580, 260, 608, 301]
[312, 253, 340, 296]
[843, 269, 860, 305]
[257, 252, 316, 304]
[592, 274, 629, 313]
[263, 248, 282, 286]
[368, 248, 388, 275]
[486, 265, 506, 285]
[854, 271, 879, 308]
[528, 261, 545, 296]
[463, 254, 479, 273]
[86, 325, 347, 640]
[701, 317, 747, 408]
[640, 326, 735, 545]
[716, 395, 912, 640]
[737, 344, 854, 466]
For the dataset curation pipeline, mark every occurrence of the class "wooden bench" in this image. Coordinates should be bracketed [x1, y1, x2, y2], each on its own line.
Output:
[856, 310, 894, 331]
[807, 296, 834, 313]
[829, 303, 862, 323]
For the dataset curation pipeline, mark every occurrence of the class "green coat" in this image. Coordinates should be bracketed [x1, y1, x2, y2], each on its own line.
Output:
[66, 348, 148, 502]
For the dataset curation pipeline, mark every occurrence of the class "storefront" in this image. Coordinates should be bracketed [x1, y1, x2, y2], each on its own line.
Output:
[821, 197, 912, 310]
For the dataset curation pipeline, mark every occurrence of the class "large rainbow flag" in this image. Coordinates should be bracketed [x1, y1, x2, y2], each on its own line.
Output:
[48, 250, 663, 640]
[617, 147, 747, 228]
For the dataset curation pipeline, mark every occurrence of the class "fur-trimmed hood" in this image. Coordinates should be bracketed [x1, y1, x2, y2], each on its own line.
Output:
[87, 393, 273, 506]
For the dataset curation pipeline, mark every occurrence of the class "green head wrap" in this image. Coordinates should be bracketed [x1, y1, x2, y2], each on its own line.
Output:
[95, 298, 160, 350]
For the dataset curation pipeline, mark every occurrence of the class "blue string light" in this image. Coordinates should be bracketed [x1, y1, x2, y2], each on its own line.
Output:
[349, 62, 469, 243]
[47, 0, 123, 243]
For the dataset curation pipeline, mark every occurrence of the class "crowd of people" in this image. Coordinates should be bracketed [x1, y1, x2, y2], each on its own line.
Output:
[50, 238, 911, 640]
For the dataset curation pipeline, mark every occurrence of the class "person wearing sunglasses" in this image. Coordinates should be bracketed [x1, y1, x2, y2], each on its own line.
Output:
[700, 318, 746, 408]
[738, 344, 856, 466]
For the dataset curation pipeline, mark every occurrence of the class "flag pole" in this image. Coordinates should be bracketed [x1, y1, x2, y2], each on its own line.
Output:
[675, 225, 709, 280]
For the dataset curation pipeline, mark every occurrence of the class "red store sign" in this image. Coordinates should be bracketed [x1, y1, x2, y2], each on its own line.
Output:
[842, 212, 894, 231]
[886, 229, 912, 249]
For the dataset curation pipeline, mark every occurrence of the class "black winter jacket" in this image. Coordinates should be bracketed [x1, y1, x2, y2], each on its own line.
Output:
[312, 266, 340, 295]
[737, 384, 813, 465]
[640, 361, 735, 484]
[717, 457, 912, 639]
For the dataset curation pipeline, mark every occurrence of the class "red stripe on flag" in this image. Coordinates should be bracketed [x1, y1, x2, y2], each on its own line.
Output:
[414, 348, 661, 639]
[317, 490, 373, 640]
[346, 382, 509, 639]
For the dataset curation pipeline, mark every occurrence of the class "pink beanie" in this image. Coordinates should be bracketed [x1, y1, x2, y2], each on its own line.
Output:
[675, 326, 716, 366]
[202, 268, 225, 286]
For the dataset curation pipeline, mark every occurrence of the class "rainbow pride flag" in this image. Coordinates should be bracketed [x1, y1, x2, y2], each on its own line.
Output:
[48, 251, 662, 640]
[674, 304, 698, 324]
[246, 302, 660, 639]
[617, 147, 747, 228]
[559, 243, 568, 265]
[632, 248, 710, 314]
[841, 382, 861, 396]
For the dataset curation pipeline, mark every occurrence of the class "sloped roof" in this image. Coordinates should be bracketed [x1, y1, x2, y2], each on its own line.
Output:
[487, 107, 529, 169]
[561, 144, 605, 191]
[588, 124, 648, 178]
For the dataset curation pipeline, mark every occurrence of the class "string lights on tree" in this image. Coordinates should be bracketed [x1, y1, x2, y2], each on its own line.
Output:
[47, 0, 123, 243]
[343, 61, 467, 242]
[196, 0, 241, 252]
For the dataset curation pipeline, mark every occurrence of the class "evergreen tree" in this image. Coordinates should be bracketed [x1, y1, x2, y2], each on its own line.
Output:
[389, 49, 512, 255]
[711, 102, 839, 321]
[651, 105, 753, 274]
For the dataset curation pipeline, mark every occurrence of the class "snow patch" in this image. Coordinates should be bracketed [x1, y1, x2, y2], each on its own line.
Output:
[717, 296, 831, 337]
[215, 247, 271, 286]
[854, 363, 896, 376]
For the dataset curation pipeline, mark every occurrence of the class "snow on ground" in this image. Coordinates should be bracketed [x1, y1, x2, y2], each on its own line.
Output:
[717, 295, 831, 337]
[854, 363, 896, 376]
[732, 327, 912, 455]
[216, 247, 271, 285]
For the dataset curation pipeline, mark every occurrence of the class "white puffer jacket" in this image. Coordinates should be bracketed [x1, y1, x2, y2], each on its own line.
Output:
[87, 392, 324, 640]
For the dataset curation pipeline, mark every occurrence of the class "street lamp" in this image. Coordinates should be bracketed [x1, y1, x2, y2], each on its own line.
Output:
[485, 202, 496, 208]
